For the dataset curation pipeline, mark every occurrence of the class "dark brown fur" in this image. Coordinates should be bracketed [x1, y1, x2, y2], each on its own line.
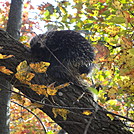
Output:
[30, 30, 94, 83]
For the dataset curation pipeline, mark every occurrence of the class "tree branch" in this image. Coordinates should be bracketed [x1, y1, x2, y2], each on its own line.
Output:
[0, 29, 133, 134]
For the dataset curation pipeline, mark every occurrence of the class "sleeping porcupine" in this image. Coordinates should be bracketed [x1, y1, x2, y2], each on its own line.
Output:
[30, 30, 94, 83]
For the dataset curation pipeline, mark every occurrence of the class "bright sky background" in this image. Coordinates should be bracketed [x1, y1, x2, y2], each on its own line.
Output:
[30, 0, 57, 6]
[0, 0, 75, 34]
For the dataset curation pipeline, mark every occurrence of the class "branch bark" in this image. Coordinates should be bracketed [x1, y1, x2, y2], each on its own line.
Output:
[0, 29, 132, 134]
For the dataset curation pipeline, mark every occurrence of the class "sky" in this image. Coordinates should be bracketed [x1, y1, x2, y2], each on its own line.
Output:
[0, 0, 75, 34]
[30, 0, 57, 6]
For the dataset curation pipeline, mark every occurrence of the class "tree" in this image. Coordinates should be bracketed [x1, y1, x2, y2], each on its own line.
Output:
[0, 0, 22, 133]
[0, 1, 133, 134]
[0, 28, 133, 134]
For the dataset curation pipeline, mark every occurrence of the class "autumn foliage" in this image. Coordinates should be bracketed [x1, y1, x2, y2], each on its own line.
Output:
[0, 0, 134, 133]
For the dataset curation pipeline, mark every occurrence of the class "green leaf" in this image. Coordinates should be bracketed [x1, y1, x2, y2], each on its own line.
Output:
[107, 16, 126, 24]
[43, 10, 50, 19]
[128, 48, 134, 55]
[102, 10, 110, 16]
[88, 87, 99, 95]
[46, 131, 54, 134]
[84, 23, 93, 29]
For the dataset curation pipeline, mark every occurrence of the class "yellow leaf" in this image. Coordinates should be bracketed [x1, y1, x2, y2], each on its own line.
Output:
[46, 82, 70, 96]
[112, 0, 123, 9]
[107, 88, 118, 99]
[55, 82, 70, 90]
[59, 6, 66, 14]
[19, 35, 28, 42]
[15, 61, 35, 84]
[30, 62, 50, 73]
[47, 82, 57, 96]
[15, 71, 35, 83]
[82, 110, 92, 115]
[30, 84, 47, 96]
[16, 60, 28, 72]
[26, 72, 35, 81]
[52, 108, 69, 120]
[104, 26, 120, 36]
[107, 100, 117, 105]
[80, 74, 90, 81]
[107, 114, 114, 120]
[90, 35, 100, 41]
[0, 66, 13, 75]
[0, 54, 13, 59]
[11, 93, 22, 101]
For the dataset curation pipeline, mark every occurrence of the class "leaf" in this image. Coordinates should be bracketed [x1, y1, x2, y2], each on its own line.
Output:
[112, 1, 123, 9]
[16, 60, 28, 72]
[19, 35, 28, 42]
[107, 114, 114, 120]
[15, 61, 35, 84]
[0, 66, 13, 75]
[0, 54, 13, 59]
[43, 10, 50, 19]
[46, 131, 54, 134]
[121, 37, 133, 48]
[11, 94, 22, 101]
[80, 73, 87, 78]
[107, 100, 117, 105]
[122, 11, 131, 22]
[82, 110, 92, 115]
[15, 71, 35, 83]
[95, 44, 110, 59]
[55, 82, 70, 90]
[90, 35, 101, 41]
[108, 16, 125, 24]
[47, 82, 57, 96]
[52, 108, 69, 120]
[128, 48, 134, 55]
[88, 87, 99, 95]
[107, 88, 118, 99]
[30, 62, 50, 73]
[59, 6, 66, 14]
[99, 0, 106, 3]
[30, 84, 47, 96]
[104, 26, 120, 36]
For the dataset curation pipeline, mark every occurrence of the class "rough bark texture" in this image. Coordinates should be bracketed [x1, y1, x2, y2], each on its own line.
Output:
[0, 29, 132, 134]
[0, 0, 23, 133]
[6, 0, 23, 39]
[0, 79, 11, 134]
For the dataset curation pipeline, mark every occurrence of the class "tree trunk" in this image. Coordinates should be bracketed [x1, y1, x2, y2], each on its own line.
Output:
[6, 0, 23, 39]
[0, 0, 23, 133]
[0, 29, 132, 134]
[0, 79, 11, 134]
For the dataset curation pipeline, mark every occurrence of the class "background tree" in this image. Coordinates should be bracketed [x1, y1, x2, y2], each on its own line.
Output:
[0, 0, 22, 133]
[0, 0, 134, 134]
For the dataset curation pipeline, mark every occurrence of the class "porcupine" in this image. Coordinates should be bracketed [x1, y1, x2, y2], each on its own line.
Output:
[30, 30, 94, 84]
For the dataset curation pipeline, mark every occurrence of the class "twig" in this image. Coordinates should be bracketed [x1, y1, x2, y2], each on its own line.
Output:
[104, 110, 134, 123]
[0, 83, 95, 111]
[84, 104, 99, 134]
